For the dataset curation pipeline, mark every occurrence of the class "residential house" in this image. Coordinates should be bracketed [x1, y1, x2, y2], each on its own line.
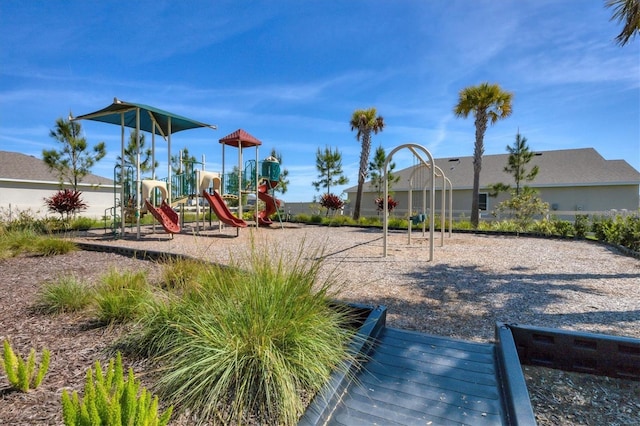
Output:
[344, 148, 640, 219]
[0, 151, 116, 219]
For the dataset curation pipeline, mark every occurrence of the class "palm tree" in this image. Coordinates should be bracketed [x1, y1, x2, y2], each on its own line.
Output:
[454, 82, 513, 228]
[350, 108, 385, 220]
[606, 0, 640, 46]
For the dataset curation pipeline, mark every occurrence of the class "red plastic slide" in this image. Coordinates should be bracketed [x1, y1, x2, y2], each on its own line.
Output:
[257, 183, 281, 226]
[202, 190, 248, 228]
[144, 199, 180, 234]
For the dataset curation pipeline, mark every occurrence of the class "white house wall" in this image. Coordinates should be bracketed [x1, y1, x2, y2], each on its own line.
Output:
[346, 184, 639, 219]
[0, 181, 116, 219]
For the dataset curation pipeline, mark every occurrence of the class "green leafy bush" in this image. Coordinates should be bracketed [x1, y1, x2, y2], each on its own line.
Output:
[310, 214, 323, 224]
[551, 218, 573, 237]
[61, 352, 172, 426]
[1, 340, 50, 392]
[574, 214, 590, 238]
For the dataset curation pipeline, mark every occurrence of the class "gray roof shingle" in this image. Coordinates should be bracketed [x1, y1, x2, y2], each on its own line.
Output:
[0, 151, 114, 185]
[350, 148, 640, 192]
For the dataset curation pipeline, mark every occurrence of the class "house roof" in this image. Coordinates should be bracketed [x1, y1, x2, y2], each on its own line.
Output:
[347, 148, 640, 192]
[0, 151, 114, 186]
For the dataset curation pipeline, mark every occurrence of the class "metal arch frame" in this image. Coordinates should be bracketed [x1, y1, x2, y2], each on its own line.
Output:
[407, 163, 452, 248]
[383, 143, 436, 260]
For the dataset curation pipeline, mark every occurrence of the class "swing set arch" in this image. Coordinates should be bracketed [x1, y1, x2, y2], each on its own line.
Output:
[383, 143, 437, 260]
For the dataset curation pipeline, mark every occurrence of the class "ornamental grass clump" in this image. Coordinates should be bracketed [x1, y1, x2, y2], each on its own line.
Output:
[133, 240, 360, 425]
[35, 275, 93, 314]
[61, 352, 172, 426]
[94, 269, 152, 324]
[1, 340, 50, 392]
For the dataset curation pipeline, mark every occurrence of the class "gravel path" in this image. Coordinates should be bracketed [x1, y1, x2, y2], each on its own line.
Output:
[77, 223, 640, 342]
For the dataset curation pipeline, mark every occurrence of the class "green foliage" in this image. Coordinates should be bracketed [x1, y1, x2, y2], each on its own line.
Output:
[0, 229, 77, 258]
[0, 207, 47, 233]
[387, 217, 407, 229]
[357, 216, 381, 227]
[492, 188, 549, 230]
[368, 145, 400, 197]
[94, 269, 152, 324]
[158, 257, 207, 293]
[116, 131, 158, 181]
[312, 146, 349, 194]
[310, 214, 323, 224]
[61, 352, 172, 426]
[35, 275, 93, 314]
[69, 217, 96, 231]
[574, 214, 590, 238]
[128, 241, 360, 425]
[551, 218, 573, 237]
[1, 340, 50, 392]
[592, 214, 640, 251]
[33, 237, 78, 256]
[323, 214, 354, 227]
[44, 117, 106, 191]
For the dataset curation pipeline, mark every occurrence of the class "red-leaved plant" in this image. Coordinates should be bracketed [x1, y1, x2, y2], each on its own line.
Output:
[320, 193, 345, 214]
[44, 189, 87, 220]
[375, 196, 398, 213]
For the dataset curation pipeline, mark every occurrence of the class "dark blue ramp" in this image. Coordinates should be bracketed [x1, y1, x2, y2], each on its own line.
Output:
[299, 309, 535, 426]
[327, 328, 508, 426]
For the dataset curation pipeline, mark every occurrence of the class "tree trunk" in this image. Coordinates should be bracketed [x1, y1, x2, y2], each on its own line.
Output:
[471, 113, 487, 228]
[353, 132, 371, 221]
[353, 177, 364, 220]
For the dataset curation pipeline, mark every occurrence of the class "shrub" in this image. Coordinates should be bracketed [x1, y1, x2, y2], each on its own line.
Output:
[573, 214, 590, 238]
[387, 217, 407, 229]
[551, 218, 573, 237]
[69, 217, 95, 231]
[319, 193, 345, 214]
[292, 213, 311, 223]
[35, 276, 93, 314]
[44, 189, 88, 221]
[309, 214, 323, 224]
[130, 241, 361, 425]
[61, 352, 172, 426]
[375, 196, 398, 213]
[1, 340, 50, 392]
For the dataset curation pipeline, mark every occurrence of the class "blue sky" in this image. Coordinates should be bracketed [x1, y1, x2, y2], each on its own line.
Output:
[1, 0, 638, 202]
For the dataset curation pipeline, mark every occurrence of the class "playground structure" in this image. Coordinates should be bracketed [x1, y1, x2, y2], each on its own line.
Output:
[141, 180, 180, 234]
[219, 129, 283, 230]
[382, 143, 452, 261]
[73, 100, 282, 238]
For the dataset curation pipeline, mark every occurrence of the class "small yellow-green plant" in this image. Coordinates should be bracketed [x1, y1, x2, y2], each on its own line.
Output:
[61, 352, 172, 426]
[0, 339, 50, 392]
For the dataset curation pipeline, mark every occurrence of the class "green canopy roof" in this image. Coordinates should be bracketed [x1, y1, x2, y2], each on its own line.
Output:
[72, 98, 216, 138]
